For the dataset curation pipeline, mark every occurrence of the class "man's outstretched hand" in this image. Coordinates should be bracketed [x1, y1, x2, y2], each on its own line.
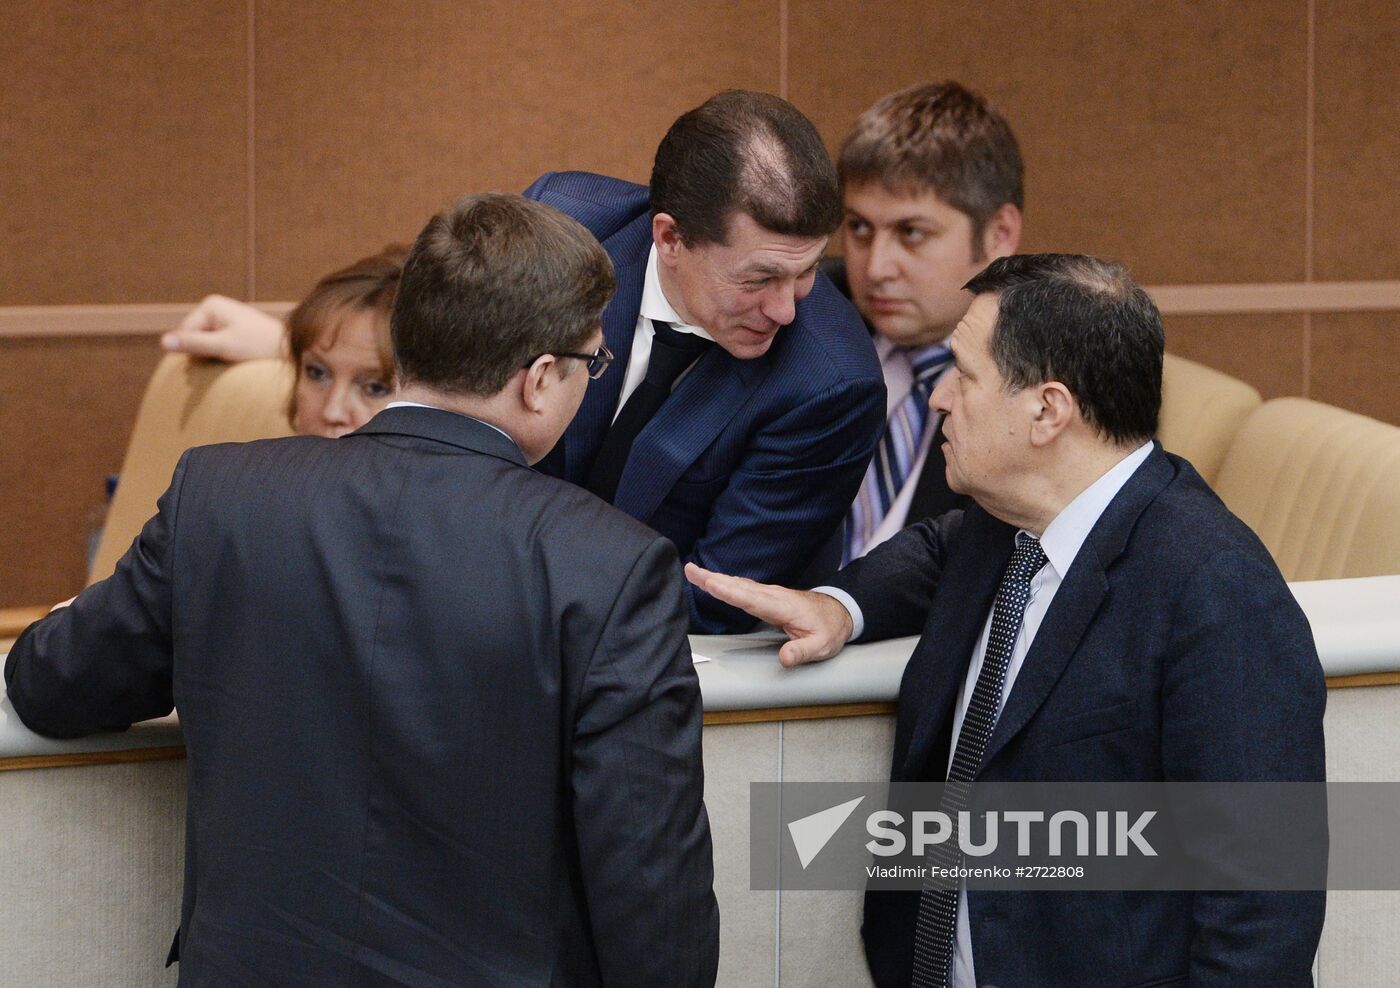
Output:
[684, 563, 854, 668]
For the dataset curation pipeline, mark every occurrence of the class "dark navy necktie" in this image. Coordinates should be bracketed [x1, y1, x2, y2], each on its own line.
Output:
[586, 320, 711, 503]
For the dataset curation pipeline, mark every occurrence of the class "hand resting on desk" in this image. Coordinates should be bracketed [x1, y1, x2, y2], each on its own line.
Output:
[684, 562, 853, 668]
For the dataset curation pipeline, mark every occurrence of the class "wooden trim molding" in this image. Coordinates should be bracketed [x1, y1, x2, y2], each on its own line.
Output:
[1324, 671, 1400, 689]
[0, 745, 186, 773]
[704, 702, 897, 725]
[3, 282, 1400, 339]
[1147, 280, 1400, 315]
[0, 301, 294, 338]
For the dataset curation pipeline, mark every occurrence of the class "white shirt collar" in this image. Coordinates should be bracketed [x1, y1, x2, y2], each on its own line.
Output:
[639, 244, 715, 341]
[1034, 440, 1155, 579]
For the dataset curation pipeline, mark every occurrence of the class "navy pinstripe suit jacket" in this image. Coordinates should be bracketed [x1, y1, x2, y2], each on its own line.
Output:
[6, 408, 719, 986]
[525, 172, 886, 633]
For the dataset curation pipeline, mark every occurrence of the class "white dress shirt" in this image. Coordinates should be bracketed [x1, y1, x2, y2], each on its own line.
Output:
[821, 439, 1153, 988]
[612, 245, 715, 423]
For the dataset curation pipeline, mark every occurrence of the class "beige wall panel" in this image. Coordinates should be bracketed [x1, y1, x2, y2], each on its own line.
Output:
[788, 1, 1307, 285]
[1164, 313, 1305, 401]
[702, 722, 779, 988]
[0, 338, 161, 608]
[1314, 0, 1400, 281]
[0, 760, 184, 986]
[779, 716, 893, 988]
[0, 2, 248, 305]
[252, 0, 781, 299]
[1310, 313, 1400, 425]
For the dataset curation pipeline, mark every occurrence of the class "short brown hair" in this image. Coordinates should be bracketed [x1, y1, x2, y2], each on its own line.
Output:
[651, 90, 842, 247]
[286, 244, 406, 421]
[838, 81, 1024, 251]
[392, 194, 615, 396]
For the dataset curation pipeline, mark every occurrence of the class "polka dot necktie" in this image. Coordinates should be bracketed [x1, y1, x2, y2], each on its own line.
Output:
[845, 343, 953, 563]
[910, 533, 1048, 988]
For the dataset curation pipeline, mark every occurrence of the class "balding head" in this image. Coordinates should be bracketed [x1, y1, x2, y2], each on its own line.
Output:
[649, 90, 841, 247]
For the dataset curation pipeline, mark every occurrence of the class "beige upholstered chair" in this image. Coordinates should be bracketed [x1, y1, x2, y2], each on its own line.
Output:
[1214, 397, 1400, 581]
[1, 354, 292, 647]
[87, 354, 294, 583]
[1159, 352, 1262, 486]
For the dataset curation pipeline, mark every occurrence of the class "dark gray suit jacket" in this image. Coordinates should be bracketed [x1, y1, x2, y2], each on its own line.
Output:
[6, 406, 719, 987]
[834, 444, 1326, 987]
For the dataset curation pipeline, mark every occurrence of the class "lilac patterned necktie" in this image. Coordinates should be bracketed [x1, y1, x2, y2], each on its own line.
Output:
[845, 343, 953, 562]
[910, 533, 1048, 988]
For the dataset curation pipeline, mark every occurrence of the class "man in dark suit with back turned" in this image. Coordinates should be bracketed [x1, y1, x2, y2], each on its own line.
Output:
[6, 194, 719, 987]
[826, 81, 1023, 564]
[689, 254, 1325, 986]
[525, 90, 886, 634]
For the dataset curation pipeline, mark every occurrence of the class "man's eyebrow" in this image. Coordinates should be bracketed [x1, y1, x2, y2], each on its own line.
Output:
[843, 208, 937, 228]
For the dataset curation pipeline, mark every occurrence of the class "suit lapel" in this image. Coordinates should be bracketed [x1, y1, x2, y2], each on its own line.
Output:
[563, 255, 646, 481]
[980, 445, 1176, 768]
[612, 345, 770, 522]
[898, 511, 1016, 780]
[980, 549, 1110, 769]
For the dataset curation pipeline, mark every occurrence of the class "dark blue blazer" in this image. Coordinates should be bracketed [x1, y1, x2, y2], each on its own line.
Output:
[833, 445, 1327, 987]
[524, 172, 886, 633]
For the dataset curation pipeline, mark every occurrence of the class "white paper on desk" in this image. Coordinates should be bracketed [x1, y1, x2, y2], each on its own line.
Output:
[692, 652, 712, 664]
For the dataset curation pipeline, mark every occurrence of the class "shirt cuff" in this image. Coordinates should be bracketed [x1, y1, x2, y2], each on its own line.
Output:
[811, 586, 864, 641]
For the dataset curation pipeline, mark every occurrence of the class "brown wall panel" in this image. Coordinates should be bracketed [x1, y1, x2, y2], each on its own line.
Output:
[251, 0, 782, 300]
[0, 2, 249, 305]
[1, 0, 1395, 621]
[0, 338, 162, 609]
[788, 0, 1308, 286]
[1310, 313, 1400, 425]
[1314, 0, 1400, 280]
[1164, 313, 1306, 401]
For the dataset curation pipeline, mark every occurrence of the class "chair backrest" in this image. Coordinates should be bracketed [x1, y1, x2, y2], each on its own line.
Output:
[1214, 397, 1400, 580]
[88, 354, 294, 583]
[1158, 352, 1262, 486]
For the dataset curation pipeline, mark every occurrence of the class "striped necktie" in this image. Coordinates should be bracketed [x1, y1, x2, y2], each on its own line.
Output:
[845, 342, 953, 562]
[909, 533, 1048, 988]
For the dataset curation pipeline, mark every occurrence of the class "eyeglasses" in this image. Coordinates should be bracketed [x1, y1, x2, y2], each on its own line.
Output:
[524, 343, 615, 380]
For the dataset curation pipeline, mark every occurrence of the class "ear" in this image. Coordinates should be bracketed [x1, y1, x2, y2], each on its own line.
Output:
[519, 354, 560, 415]
[981, 203, 1023, 261]
[1028, 380, 1075, 447]
[652, 213, 685, 267]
